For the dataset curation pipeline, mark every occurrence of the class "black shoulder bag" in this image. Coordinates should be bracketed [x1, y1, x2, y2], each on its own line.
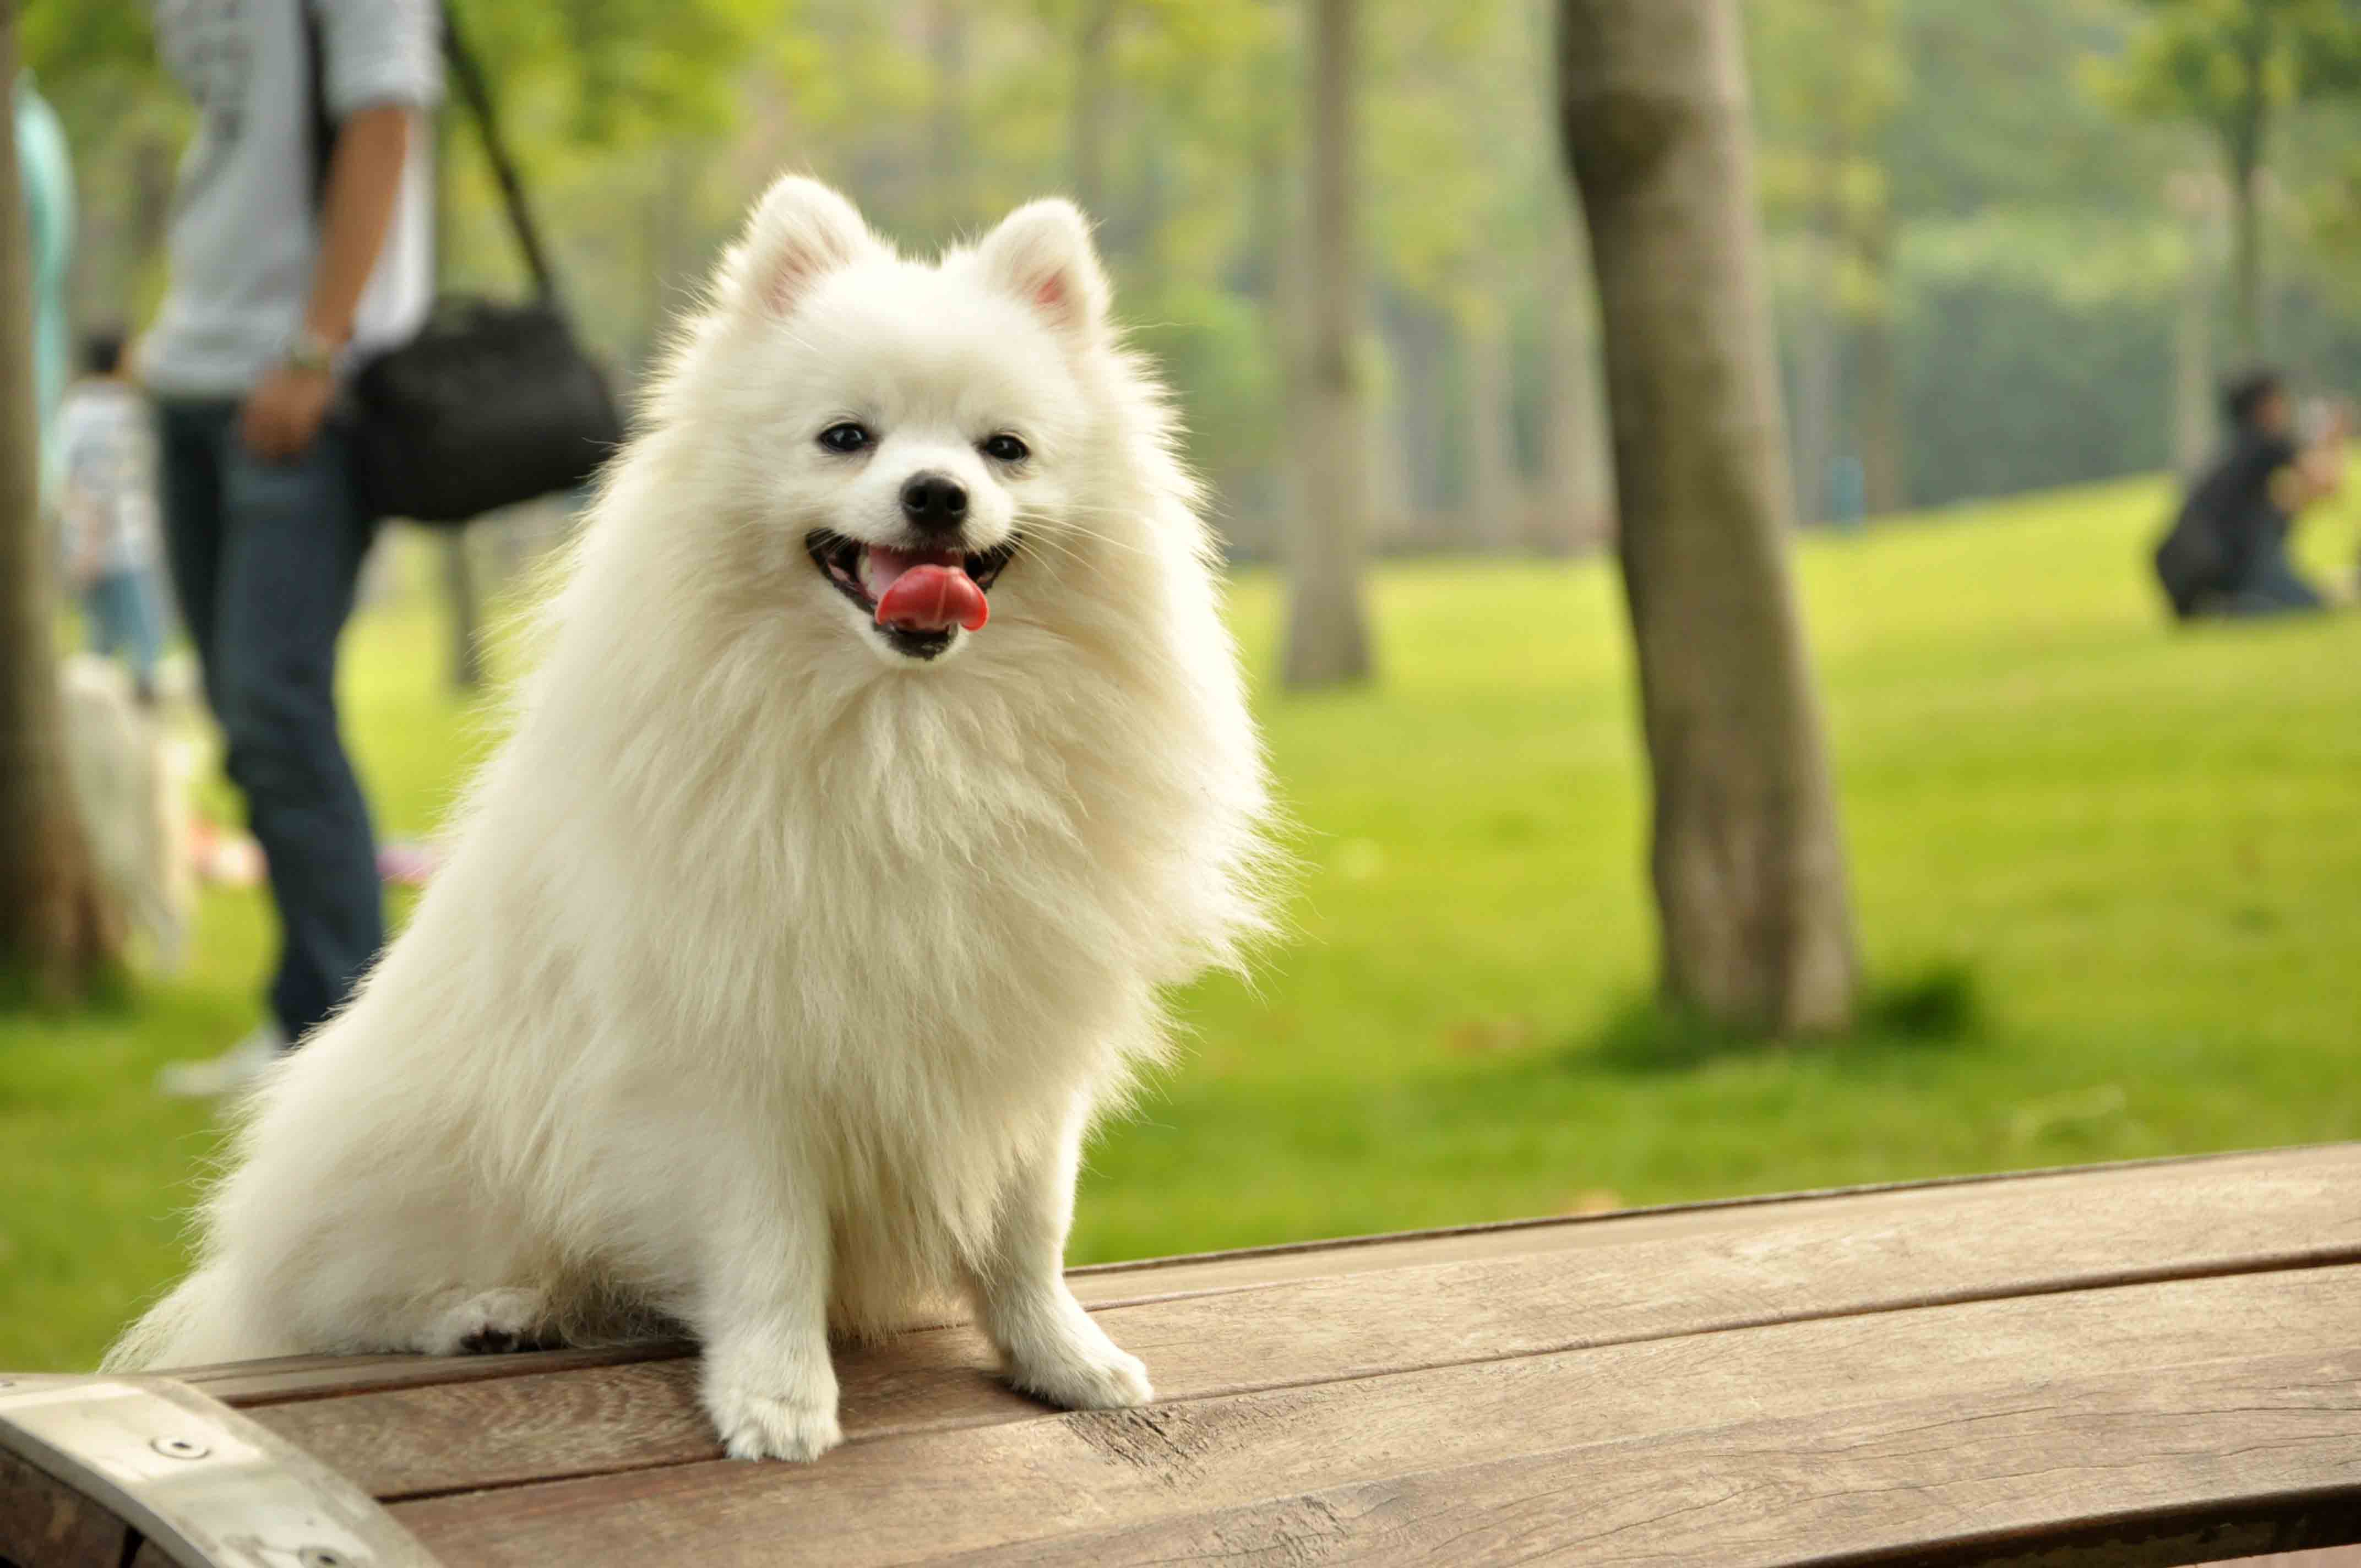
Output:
[308, 2, 624, 525]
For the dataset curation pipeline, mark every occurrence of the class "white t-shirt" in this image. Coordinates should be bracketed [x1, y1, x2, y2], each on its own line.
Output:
[143, 0, 442, 398]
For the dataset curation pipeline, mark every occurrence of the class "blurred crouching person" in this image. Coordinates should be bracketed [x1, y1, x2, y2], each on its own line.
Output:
[58, 330, 168, 706]
[146, 0, 442, 1096]
[2155, 371, 2344, 621]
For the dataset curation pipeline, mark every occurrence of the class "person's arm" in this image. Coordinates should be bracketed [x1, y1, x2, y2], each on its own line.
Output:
[241, 104, 417, 459]
[2267, 413, 2348, 516]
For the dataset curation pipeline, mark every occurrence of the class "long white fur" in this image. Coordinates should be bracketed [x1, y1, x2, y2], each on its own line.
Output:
[107, 177, 1275, 1462]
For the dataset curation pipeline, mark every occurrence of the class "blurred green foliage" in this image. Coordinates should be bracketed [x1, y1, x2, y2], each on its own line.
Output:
[37, 0, 2361, 525]
[6, 479, 2359, 1368]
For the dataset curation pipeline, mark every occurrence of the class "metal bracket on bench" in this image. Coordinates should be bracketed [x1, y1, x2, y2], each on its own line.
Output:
[0, 1374, 439, 1568]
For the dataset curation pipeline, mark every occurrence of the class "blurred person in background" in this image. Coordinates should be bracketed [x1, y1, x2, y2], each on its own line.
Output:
[2154, 370, 2346, 622]
[58, 330, 167, 706]
[145, 0, 442, 1097]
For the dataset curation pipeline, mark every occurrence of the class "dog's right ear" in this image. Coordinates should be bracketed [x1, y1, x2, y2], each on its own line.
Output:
[728, 176, 878, 318]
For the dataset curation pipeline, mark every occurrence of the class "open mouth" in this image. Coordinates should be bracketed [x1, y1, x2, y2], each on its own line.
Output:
[805, 530, 1021, 660]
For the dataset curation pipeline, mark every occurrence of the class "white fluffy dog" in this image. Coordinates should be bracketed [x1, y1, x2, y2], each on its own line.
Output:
[109, 177, 1273, 1463]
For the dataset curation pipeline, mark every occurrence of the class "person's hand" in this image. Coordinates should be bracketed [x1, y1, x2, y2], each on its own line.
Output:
[240, 360, 336, 461]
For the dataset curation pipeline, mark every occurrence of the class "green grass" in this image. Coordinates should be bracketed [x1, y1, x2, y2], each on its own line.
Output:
[6, 478, 2359, 1371]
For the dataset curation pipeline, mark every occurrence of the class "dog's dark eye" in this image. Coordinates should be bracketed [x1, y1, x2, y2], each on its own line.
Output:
[818, 422, 872, 455]
[981, 433, 1029, 464]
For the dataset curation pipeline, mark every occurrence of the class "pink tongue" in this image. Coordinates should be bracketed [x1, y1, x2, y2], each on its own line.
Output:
[875, 562, 989, 633]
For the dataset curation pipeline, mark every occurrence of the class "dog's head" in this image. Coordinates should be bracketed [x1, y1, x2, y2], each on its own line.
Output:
[660, 177, 1144, 669]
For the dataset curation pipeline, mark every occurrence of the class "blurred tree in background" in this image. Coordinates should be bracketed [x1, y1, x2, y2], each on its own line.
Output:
[2, 6, 122, 999]
[1752, 0, 1905, 521]
[2103, 0, 2361, 360]
[1281, 0, 1373, 689]
[30, 0, 2361, 572]
[1560, 0, 1859, 1036]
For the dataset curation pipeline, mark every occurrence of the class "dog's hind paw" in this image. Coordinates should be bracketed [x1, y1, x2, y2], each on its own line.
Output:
[706, 1381, 844, 1462]
[418, 1288, 554, 1357]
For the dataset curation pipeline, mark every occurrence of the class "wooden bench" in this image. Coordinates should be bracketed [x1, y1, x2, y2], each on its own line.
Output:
[6, 1145, 2359, 1566]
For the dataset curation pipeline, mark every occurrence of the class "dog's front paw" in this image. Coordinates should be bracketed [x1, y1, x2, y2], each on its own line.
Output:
[1007, 1326, 1154, 1412]
[705, 1378, 844, 1462]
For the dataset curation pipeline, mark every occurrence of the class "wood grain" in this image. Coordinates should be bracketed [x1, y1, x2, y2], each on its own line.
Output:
[0, 1448, 135, 1568]
[236, 1142, 2361, 1499]
[387, 1265, 2361, 1566]
[190, 1145, 2361, 1408]
[967, 1352, 2361, 1568]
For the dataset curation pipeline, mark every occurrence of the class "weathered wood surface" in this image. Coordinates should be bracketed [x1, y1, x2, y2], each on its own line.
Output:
[387, 1271, 2361, 1566]
[0, 1447, 135, 1568]
[8, 1146, 2360, 1566]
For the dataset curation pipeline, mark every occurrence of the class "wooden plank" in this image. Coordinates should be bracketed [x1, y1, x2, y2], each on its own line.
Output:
[0, 1447, 137, 1568]
[1062, 1143, 2361, 1304]
[386, 1265, 2361, 1566]
[240, 1144, 2361, 1499]
[188, 1145, 2361, 1408]
[970, 1352, 2361, 1568]
[183, 1340, 699, 1409]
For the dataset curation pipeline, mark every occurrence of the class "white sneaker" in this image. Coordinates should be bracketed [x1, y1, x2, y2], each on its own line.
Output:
[156, 1023, 287, 1098]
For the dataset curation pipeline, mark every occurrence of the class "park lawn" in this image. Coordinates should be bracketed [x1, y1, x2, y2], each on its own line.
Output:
[4, 477, 2358, 1371]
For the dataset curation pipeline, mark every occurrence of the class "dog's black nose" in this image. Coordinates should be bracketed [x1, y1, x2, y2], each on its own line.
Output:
[900, 472, 969, 533]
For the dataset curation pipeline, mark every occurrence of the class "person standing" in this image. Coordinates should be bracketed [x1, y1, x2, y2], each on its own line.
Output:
[146, 0, 442, 1096]
[58, 331, 168, 704]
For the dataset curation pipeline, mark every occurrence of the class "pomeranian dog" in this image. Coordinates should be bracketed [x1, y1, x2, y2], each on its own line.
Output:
[109, 177, 1273, 1463]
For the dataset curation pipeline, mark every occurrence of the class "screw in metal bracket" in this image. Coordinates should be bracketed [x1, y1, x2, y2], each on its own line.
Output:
[150, 1435, 210, 1460]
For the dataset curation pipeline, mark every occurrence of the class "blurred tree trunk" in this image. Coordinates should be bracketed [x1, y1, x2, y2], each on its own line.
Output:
[925, 0, 971, 238]
[1852, 206, 1904, 516]
[0, 9, 123, 998]
[1465, 291, 1519, 552]
[1070, 0, 1115, 217]
[2228, 164, 2263, 363]
[1558, 0, 1859, 1035]
[2170, 172, 2218, 479]
[2174, 265, 2215, 477]
[1282, 0, 1373, 689]
[2223, 17, 2267, 362]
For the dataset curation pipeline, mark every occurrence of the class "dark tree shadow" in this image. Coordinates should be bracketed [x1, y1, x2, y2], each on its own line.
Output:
[1575, 962, 1985, 1077]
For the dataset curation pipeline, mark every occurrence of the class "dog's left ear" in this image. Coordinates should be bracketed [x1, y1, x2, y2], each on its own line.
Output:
[977, 200, 1111, 344]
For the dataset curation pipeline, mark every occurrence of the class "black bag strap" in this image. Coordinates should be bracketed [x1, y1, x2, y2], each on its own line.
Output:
[303, 0, 567, 313]
[437, 4, 563, 310]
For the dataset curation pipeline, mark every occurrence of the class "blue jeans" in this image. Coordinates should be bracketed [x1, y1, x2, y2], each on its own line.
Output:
[2200, 538, 2327, 620]
[155, 398, 384, 1043]
[83, 566, 164, 692]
